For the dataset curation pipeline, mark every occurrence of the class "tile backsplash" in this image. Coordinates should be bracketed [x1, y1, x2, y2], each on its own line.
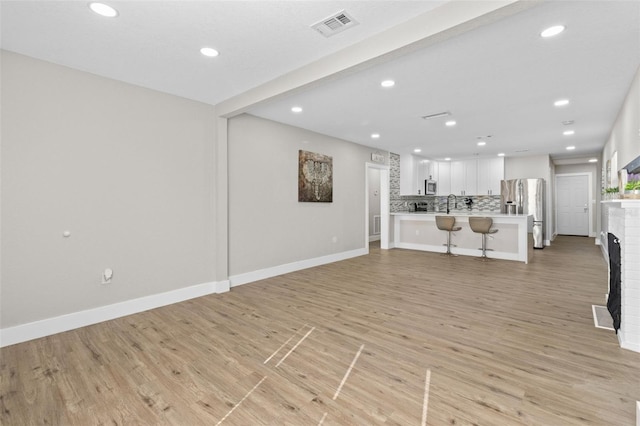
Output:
[398, 194, 502, 213]
[389, 153, 403, 211]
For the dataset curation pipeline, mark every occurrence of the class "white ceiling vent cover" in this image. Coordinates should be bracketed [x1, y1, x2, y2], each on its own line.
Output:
[311, 10, 359, 37]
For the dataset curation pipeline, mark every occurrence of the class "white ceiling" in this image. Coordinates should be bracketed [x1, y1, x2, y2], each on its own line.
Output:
[2, 1, 639, 163]
[249, 1, 640, 161]
[0, 0, 444, 105]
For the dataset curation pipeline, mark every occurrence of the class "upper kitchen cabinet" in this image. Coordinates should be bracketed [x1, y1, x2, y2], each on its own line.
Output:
[401, 155, 501, 196]
[399, 153, 416, 195]
[400, 154, 431, 196]
[450, 159, 477, 196]
[415, 158, 429, 191]
[436, 161, 451, 195]
[477, 157, 504, 195]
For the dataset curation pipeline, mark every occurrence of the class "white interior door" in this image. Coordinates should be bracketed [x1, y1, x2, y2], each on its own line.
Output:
[556, 175, 589, 236]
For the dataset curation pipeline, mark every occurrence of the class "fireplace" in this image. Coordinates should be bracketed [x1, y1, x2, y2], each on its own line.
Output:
[607, 233, 621, 332]
[602, 199, 640, 353]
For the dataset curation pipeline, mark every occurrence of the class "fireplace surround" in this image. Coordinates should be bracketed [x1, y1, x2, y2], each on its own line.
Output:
[601, 199, 640, 352]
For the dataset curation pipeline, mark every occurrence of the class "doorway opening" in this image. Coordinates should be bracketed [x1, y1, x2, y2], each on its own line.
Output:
[365, 162, 390, 252]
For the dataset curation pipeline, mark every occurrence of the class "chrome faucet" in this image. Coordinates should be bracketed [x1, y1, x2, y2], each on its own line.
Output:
[446, 194, 457, 214]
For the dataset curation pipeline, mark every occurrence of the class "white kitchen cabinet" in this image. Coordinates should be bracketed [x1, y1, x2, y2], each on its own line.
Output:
[415, 158, 429, 193]
[425, 160, 438, 182]
[400, 154, 431, 195]
[426, 160, 438, 196]
[450, 160, 477, 196]
[399, 154, 416, 196]
[450, 161, 464, 195]
[436, 161, 451, 195]
[477, 157, 504, 195]
[400, 154, 429, 195]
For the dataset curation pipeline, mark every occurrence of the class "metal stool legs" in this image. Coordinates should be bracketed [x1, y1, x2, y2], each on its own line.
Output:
[444, 230, 455, 255]
[479, 232, 492, 258]
[435, 216, 461, 256]
[469, 217, 498, 260]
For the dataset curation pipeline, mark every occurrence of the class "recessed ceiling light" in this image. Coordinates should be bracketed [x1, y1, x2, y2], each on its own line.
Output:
[200, 47, 219, 57]
[89, 2, 118, 17]
[444, 157, 451, 161]
[541, 25, 565, 38]
[563, 130, 575, 136]
[588, 158, 598, 163]
[291, 106, 303, 113]
[381, 80, 395, 88]
[371, 133, 380, 139]
[477, 141, 486, 146]
[566, 146, 576, 150]
[554, 99, 570, 107]
[445, 120, 456, 127]
[497, 153, 505, 157]
[414, 148, 422, 153]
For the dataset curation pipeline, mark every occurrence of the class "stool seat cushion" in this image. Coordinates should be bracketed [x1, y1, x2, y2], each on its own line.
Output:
[435, 215, 457, 231]
[469, 217, 496, 234]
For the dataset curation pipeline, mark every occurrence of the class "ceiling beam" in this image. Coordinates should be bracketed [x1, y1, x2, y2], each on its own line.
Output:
[216, 0, 539, 118]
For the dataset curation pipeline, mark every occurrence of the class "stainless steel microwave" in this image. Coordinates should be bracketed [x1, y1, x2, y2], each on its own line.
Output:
[425, 179, 437, 195]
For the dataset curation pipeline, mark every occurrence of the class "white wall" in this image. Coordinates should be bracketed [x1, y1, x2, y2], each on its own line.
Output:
[505, 155, 551, 180]
[1, 51, 217, 329]
[598, 66, 640, 245]
[602, 65, 640, 174]
[227, 114, 382, 277]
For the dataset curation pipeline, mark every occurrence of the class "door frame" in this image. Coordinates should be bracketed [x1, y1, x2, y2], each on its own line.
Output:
[554, 172, 593, 237]
[365, 162, 390, 251]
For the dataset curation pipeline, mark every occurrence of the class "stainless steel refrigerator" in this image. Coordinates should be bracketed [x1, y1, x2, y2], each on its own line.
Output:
[500, 179, 545, 249]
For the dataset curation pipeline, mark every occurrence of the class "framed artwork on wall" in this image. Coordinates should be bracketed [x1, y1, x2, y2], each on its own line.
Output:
[298, 150, 333, 202]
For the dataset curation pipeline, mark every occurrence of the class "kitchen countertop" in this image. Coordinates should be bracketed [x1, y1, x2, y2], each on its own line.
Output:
[392, 211, 530, 218]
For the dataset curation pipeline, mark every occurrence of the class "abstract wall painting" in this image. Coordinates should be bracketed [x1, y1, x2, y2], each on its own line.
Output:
[298, 150, 333, 202]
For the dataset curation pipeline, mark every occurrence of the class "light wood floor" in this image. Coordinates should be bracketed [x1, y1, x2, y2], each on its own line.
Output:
[1, 236, 639, 425]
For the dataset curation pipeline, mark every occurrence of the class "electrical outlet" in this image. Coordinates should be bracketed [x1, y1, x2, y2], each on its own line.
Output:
[415, 230, 420, 236]
[332, 236, 338, 243]
[102, 268, 113, 284]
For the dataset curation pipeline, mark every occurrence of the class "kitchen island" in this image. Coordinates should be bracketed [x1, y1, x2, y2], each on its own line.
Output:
[392, 212, 532, 263]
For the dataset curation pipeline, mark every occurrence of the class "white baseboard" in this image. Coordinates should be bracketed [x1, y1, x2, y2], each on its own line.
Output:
[368, 235, 381, 242]
[393, 242, 525, 263]
[636, 400, 639, 426]
[229, 248, 367, 287]
[0, 280, 229, 348]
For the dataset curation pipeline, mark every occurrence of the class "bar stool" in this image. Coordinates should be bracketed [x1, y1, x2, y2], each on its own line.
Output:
[435, 216, 461, 256]
[469, 217, 498, 260]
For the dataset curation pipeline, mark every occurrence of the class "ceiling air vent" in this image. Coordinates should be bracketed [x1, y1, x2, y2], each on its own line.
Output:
[311, 10, 359, 37]
[421, 111, 451, 120]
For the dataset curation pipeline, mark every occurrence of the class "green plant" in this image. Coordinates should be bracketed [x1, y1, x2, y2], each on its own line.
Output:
[626, 173, 640, 191]
[625, 180, 640, 191]
[604, 187, 619, 193]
